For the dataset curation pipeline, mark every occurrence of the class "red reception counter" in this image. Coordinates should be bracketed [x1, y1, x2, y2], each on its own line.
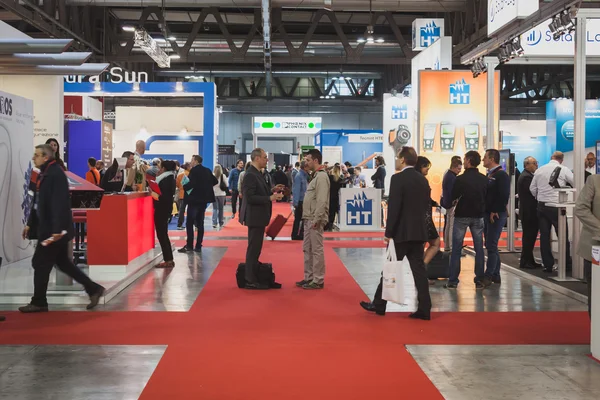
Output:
[86, 192, 155, 266]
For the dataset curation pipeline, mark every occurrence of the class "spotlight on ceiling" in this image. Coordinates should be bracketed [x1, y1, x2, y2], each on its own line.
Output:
[168, 36, 177, 41]
[122, 26, 135, 32]
[375, 38, 385, 43]
[357, 38, 366, 44]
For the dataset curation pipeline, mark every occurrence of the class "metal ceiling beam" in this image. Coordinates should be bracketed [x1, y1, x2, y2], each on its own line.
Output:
[0, 0, 103, 53]
[460, 0, 580, 64]
[262, 0, 272, 97]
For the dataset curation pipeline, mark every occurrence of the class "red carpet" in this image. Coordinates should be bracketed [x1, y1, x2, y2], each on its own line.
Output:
[0, 227, 590, 398]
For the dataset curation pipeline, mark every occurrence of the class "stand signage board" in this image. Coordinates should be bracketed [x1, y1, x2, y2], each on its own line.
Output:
[0, 90, 34, 266]
[102, 122, 113, 166]
[412, 19, 444, 51]
[419, 70, 500, 203]
[521, 18, 600, 56]
[253, 117, 322, 135]
[383, 94, 413, 195]
[546, 99, 600, 152]
[488, 0, 539, 36]
[339, 188, 381, 232]
[218, 144, 235, 155]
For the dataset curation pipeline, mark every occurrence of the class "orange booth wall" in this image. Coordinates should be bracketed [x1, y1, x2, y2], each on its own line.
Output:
[86, 192, 155, 265]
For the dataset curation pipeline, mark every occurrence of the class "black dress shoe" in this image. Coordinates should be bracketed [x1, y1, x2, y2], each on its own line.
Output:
[19, 304, 49, 313]
[177, 246, 192, 253]
[409, 312, 431, 321]
[533, 262, 543, 269]
[0, 315, 5, 322]
[193, 247, 202, 253]
[244, 282, 269, 290]
[87, 286, 106, 310]
[360, 301, 385, 316]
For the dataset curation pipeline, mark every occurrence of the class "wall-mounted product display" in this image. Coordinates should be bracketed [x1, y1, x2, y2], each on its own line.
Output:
[488, 0, 539, 36]
[412, 18, 444, 51]
[253, 117, 322, 135]
[546, 99, 600, 153]
[503, 135, 550, 170]
[383, 94, 414, 194]
[0, 91, 34, 267]
[419, 70, 500, 202]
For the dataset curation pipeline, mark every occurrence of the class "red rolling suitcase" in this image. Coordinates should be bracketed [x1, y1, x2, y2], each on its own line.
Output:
[265, 212, 293, 240]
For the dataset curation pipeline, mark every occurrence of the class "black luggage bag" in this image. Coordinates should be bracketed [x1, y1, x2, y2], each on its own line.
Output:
[427, 251, 451, 280]
[236, 262, 282, 289]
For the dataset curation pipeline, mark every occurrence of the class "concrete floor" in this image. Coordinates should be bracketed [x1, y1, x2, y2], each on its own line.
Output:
[408, 345, 600, 400]
[0, 205, 596, 399]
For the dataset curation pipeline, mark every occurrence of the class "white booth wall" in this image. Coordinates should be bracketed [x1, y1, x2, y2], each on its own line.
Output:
[220, 111, 382, 153]
[113, 106, 203, 163]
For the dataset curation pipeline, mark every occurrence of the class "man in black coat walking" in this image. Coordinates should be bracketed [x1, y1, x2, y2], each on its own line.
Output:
[240, 148, 283, 289]
[179, 155, 218, 253]
[360, 146, 432, 320]
[20, 144, 105, 313]
[517, 156, 542, 269]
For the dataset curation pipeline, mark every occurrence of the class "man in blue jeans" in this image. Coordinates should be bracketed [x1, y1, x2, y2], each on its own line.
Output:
[482, 149, 510, 287]
[445, 151, 488, 289]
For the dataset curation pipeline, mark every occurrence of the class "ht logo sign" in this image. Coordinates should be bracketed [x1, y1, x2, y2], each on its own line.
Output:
[449, 79, 470, 105]
[346, 192, 372, 226]
[391, 104, 408, 120]
[420, 21, 441, 48]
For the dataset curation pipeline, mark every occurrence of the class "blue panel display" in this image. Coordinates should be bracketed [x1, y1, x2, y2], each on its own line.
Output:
[317, 130, 383, 166]
[503, 136, 550, 171]
[65, 121, 102, 179]
[546, 99, 600, 152]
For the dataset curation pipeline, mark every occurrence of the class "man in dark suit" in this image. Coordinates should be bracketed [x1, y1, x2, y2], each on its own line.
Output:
[370, 156, 387, 191]
[240, 148, 283, 289]
[360, 146, 432, 320]
[178, 155, 218, 253]
[20, 144, 105, 313]
[518, 156, 542, 269]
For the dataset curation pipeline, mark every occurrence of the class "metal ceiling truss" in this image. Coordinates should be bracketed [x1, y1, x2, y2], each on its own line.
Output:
[499, 65, 582, 100]
[106, 7, 411, 65]
[448, 0, 488, 57]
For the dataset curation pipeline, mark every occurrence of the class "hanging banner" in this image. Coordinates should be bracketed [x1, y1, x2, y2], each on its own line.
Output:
[0, 91, 34, 267]
[412, 18, 445, 51]
[521, 18, 600, 57]
[419, 70, 500, 203]
[488, 0, 539, 36]
[383, 94, 414, 195]
[253, 117, 322, 135]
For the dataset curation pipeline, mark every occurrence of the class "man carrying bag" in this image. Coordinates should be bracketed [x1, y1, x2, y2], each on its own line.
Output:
[360, 146, 432, 320]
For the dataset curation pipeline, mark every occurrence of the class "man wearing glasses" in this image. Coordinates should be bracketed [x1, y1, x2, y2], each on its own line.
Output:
[517, 156, 542, 269]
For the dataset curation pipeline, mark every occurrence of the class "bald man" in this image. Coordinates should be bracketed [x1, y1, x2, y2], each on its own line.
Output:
[136, 140, 146, 156]
[585, 152, 596, 182]
[517, 156, 541, 269]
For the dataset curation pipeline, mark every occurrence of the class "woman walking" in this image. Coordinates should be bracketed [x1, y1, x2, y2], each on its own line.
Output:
[212, 165, 228, 228]
[416, 156, 441, 269]
[153, 160, 177, 268]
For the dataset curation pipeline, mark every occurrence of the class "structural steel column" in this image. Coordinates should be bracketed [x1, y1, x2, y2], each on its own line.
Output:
[485, 58, 498, 150]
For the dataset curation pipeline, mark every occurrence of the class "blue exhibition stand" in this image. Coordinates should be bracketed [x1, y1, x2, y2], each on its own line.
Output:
[315, 129, 383, 166]
[64, 82, 218, 170]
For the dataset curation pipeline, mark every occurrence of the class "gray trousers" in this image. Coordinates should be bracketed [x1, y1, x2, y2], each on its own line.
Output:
[303, 220, 326, 284]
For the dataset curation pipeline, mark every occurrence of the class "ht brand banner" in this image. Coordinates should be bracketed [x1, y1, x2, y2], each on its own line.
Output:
[339, 188, 381, 232]
[419, 70, 500, 203]
[383, 94, 414, 195]
[546, 99, 600, 153]
[0, 90, 34, 267]
[412, 19, 444, 51]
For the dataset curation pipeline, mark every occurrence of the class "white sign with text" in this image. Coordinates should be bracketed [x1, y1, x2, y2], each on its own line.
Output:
[488, 0, 539, 36]
[521, 18, 600, 56]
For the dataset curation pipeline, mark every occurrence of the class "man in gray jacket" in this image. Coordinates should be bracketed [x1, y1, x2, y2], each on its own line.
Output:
[574, 174, 600, 318]
[296, 149, 330, 290]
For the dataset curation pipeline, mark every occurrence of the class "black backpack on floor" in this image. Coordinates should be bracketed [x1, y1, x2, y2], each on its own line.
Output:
[236, 262, 282, 289]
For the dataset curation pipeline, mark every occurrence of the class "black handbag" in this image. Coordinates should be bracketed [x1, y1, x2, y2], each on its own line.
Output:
[219, 175, 230, 196]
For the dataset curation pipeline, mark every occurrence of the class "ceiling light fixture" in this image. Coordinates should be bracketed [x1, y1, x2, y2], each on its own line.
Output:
[169, 54, 181, 60]
[357, 38, 366, 44]
[93, 81, 102, 91]
[132, 82, 140, 91]
[375, 38, 385, 43]
[122, 26, 135, 32]
[168, 36, 177, 41]
[175, 82, 184, 92]
[134, 27, 170, 68]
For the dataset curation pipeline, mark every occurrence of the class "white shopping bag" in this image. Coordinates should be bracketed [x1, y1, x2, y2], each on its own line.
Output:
[382, 239, 408, 305]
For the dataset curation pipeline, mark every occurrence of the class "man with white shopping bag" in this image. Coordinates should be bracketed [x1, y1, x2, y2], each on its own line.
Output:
[360, 146, 432, 320]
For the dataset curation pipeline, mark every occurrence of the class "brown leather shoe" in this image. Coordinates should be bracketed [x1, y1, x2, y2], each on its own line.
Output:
[19, 304, 49, 313]
[87, 286, 106, 310]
